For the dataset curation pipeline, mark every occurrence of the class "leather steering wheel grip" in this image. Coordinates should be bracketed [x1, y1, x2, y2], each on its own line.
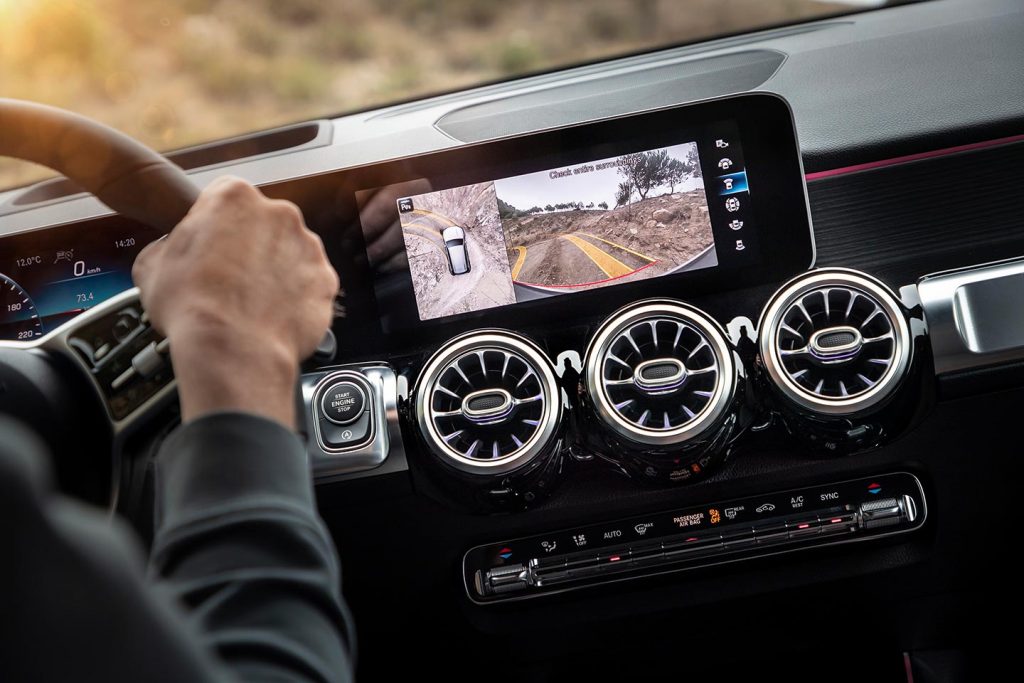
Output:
[0, 98, 199, 233]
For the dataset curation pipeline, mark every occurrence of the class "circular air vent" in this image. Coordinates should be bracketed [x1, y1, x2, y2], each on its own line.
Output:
[759, 269, 912, 416]
[414, 331, 561, 475]
[584, 300, 737, 447]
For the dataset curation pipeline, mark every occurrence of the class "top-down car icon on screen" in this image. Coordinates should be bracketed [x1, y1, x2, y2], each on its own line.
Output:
[442, 225, 471, 275]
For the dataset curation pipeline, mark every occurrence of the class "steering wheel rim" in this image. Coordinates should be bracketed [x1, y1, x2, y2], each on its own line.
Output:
[0, 98, 199, 233]
[0, 101, 319, 514]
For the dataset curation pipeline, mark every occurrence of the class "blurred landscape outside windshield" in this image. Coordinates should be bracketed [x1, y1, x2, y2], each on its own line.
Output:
[0, 0, 875, 189]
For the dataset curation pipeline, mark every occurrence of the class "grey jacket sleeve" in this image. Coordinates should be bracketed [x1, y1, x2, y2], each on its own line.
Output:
[149, 412, 355, 682]
[1, 412, 351, 682]
[1, 413, 352, 679]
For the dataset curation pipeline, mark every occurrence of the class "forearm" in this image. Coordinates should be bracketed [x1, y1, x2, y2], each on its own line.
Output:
[148, 413, 354, 682]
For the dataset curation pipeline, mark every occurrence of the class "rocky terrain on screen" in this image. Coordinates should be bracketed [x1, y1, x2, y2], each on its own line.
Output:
[399, 182, 516, 320]
[503, 189, 714, 287]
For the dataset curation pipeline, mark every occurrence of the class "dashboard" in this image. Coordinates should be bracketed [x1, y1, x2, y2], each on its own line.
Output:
[0, 95, 812, 351]
[2, 1, 1023, 680]
[0, 86, 944, 628]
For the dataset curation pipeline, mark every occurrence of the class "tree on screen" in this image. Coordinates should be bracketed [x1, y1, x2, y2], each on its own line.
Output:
[497, 197, 521, 218]
[687, 145, 702, 178]
[616, 149, 671, 200]
[615, 180, 634, 218]
[664, 155, 696, 193]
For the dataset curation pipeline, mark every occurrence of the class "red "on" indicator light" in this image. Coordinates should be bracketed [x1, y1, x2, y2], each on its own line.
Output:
[609, 556, 621, 562]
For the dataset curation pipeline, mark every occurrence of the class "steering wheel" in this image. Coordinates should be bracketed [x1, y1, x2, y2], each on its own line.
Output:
[0, 99, 201, 507]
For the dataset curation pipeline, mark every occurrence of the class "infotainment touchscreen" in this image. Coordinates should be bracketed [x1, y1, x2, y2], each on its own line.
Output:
[392, 139, 729, 321]
[353, 94, 812, 333]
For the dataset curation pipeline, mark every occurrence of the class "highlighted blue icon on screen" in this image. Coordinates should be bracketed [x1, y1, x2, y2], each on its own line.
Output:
[718, 171, 748, 196]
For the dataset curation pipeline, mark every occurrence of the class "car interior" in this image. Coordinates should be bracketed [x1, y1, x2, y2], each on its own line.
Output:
[1, 0, 1021, 680]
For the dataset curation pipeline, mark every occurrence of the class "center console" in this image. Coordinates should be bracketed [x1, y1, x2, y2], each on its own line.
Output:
[275, 93, 941, 605]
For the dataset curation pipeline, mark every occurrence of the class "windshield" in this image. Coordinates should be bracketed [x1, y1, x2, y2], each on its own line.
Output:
[0, 0, 889, 191]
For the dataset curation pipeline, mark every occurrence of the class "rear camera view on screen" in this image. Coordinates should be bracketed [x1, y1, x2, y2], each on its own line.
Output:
[397, 142, 716, 321]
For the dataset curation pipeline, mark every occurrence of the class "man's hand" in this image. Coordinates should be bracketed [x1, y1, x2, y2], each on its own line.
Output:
[132, 177, 339, 428]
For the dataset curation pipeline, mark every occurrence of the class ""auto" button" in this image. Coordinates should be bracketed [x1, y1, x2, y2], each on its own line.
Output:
[320, 381, 365, 425]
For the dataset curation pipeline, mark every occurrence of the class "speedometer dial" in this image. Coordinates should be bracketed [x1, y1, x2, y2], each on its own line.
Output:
[0, 273, 44, 341]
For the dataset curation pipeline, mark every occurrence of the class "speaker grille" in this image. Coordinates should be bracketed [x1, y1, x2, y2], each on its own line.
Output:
[760, 269, 912, 415]
[585, 300, 736, 446]
[415, 331, 561, 473]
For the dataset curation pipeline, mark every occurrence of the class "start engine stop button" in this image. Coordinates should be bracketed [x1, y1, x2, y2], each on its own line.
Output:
[320, 381, 365, 425]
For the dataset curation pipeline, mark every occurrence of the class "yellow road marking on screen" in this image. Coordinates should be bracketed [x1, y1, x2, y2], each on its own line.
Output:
[510, 246, 527, 279]
[404, 218, 442, 233]
[561, 234, 632, 278]
[576, 232, 655, 262]
[404, 223, 441, 240]
[409, 208, 455, 226]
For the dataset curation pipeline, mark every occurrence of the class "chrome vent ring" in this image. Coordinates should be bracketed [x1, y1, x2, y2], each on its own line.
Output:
[415, 331, 561, 474]
[760, 269, 912, 416]
[585, 300, 737, 447]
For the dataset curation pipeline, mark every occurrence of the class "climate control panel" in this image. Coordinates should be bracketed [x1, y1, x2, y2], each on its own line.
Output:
[464, 472, 925, 603]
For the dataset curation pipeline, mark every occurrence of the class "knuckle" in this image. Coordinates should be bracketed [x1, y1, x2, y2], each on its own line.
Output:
[303, 227, 328, 256]
[325, 266, 341, 293]
[209, 176, 257, 203]
[270, 200, 305, 227]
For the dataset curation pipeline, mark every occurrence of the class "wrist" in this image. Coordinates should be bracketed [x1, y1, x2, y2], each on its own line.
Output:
[168, 323, 299, 428]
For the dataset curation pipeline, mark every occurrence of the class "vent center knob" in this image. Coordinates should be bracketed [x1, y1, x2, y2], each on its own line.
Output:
[462, 388, 515, 424]
[809, 325, 863, 365]
[634, 358, 688, 394]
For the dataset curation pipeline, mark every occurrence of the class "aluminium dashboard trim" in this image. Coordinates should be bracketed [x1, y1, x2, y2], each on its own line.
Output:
[301, 364, 407, 480]
[918, 256, 1024, 375]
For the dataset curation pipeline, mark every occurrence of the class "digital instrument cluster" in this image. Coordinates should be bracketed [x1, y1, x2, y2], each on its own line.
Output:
[0, 217, 159, 341]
